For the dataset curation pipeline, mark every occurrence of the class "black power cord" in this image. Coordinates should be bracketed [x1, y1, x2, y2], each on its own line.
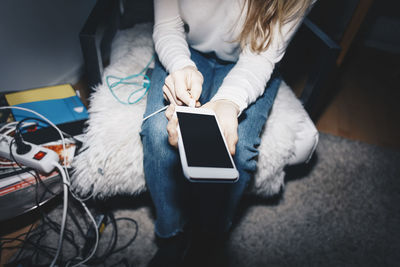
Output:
[2, 138, 139, 267]
[15, 117, 83, 148]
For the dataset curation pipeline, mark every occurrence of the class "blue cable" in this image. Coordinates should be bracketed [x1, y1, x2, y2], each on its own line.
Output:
[106, 55, 154, 105]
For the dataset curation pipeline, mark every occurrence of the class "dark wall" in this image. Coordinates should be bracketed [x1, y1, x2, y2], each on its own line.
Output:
[309, 0, 400, 54]
[309, 0, 359, 42]
[0, 0, 96, 92]
[362, 0, 400, 53]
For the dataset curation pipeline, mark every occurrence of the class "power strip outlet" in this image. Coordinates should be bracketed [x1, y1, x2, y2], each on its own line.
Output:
[0, 135, 59, 173]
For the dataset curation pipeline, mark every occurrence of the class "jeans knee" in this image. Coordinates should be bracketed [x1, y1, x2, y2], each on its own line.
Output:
[141, 114, 168, 151]
[234, 140, 259, 174]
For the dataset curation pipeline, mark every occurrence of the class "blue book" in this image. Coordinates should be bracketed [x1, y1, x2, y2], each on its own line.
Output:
[5, 84, 88, 128]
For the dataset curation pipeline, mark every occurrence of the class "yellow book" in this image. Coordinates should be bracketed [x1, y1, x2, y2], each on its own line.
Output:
[5, 84, 77, 106]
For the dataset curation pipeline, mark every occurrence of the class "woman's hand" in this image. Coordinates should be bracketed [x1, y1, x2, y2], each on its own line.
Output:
[165, 100, 240, 156]
[165, 104, 179, 148]
[202, 100, 240, 155]
[163, 66, 203, 107]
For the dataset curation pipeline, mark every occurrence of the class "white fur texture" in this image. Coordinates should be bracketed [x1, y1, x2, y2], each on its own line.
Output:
[71, 23, 315, 199]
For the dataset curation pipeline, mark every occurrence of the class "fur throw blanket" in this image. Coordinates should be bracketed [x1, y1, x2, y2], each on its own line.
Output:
[71, 23, 314, 199]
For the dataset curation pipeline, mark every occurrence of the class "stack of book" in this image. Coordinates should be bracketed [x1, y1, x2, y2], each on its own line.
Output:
[2, 83, 88, 144]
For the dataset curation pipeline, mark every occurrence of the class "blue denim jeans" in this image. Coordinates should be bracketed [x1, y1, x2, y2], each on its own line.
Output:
[140, 49, 281, 238]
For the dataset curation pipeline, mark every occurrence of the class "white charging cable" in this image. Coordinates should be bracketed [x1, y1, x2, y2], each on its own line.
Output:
[0, 107, 68, 168]
[0, 106, 98, 267]
[142, 101, 196, 122]
[49, 162, 69, 267]
[142, 105, 169, 121]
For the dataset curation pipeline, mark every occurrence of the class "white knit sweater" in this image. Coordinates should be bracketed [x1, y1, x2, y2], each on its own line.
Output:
[153, 0, 314, 113]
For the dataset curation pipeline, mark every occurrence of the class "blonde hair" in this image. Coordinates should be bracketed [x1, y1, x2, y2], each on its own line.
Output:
[239, 0, 312, 53]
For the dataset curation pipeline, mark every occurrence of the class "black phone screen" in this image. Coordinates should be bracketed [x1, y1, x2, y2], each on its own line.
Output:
[176, 112, 234, 168]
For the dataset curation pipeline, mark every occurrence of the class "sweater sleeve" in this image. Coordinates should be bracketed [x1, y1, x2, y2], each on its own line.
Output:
[210, 12, 308, 114]
[153, 0, 196, 73]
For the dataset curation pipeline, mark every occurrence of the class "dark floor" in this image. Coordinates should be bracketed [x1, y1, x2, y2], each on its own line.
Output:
[316, 45, 400, 149]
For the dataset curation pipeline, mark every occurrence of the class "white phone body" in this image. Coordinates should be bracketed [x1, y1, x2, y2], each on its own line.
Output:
[174, 106, 239, 182]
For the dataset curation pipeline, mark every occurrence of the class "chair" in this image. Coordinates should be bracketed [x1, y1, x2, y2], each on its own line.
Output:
[72, 0, 340, 199]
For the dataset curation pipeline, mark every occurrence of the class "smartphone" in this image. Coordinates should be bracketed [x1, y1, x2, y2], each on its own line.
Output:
[175, 106, 239, 182]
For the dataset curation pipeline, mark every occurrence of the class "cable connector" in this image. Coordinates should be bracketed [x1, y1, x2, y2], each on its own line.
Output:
[14, 132, 32, 155]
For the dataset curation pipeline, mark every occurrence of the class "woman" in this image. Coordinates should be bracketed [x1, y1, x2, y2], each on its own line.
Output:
[140, 0, 314, 265]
